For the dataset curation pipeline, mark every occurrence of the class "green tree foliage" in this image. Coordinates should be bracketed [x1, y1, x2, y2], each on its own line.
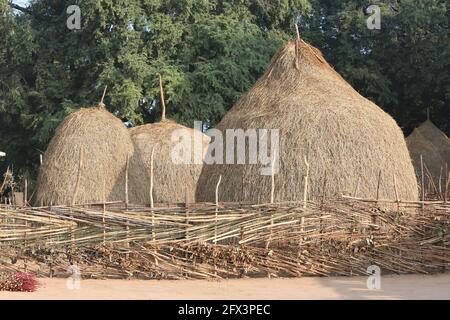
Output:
[0, 0, 449, 178]
[300, 0, 450, 133]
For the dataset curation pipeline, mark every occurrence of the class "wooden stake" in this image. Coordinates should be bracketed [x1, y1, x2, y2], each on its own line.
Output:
[270, 153, 276, 204]
[301, 156, 309, 232]
[294, 23, 301, 70]
[420, 154, 425, 209]
[353, 177, 361, 198]
[376, 170, 382, 203]
[445, 162, 449, 205]
[99, 85, 108, 108]
[149, 144, 157, 208]
[214, 175, 222, 244]
[71, 148, 84, 207]
[393, 174, 400, 213]
[24, 179, 28, 207]
[103, 178, 106, 245]
[125, 153, 129, 209]
[159, 74, 166, 121]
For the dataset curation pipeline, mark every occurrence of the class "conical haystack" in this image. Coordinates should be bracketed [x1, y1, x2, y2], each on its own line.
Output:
[196, 40, 418, 203]
[406, 120, 450, 192]
[413, 120, 450, 165]
[128, 77, 210, 205]
[35, 106, 133, 206]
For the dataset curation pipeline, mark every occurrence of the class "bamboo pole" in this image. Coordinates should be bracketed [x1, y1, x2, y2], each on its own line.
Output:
[102, 178, 106, 245]
[125, 153, 129, 209]
[24, 179, 28, 207]
[294, 23, 300, 70]
[214, 175, 222, 244]
[266, 156, 276, 249]
[393, 174, 400, 213]
[149, 145, 157, 209]
[71, 148, 84, 207]
[420, 155, 425, 209]
[445, 163, 449, 205]
[353, 177, 361, 197]
[301, 156, 309, 232]
[159, 74, 166, 121]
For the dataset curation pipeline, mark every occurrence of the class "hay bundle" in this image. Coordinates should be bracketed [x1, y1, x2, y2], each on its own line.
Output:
[412, 120, 450, 166]
[35, 106, 133, 206]
[128, 77, 210, 205]
[196, 40, 418, 203]
[406, 120, 450, 192]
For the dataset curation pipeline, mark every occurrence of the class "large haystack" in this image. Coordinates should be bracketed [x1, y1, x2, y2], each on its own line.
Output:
[128, 77, 210, 205]
[196, 40, 418, 203]
[35, 106, 133, 206]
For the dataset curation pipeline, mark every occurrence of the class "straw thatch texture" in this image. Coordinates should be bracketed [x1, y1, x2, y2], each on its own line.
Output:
[129, 119, 210, 204]
[413, 120, 450, 166]
[35, 107, 133, 206]
[406, 128, 445, 188]
[196, 40, 418, 203]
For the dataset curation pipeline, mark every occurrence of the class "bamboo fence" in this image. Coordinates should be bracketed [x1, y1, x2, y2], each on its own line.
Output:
[0, 196, 448, 279]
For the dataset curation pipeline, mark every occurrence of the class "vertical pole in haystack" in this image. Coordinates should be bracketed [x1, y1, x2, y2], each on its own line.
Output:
[102, 178, 106, 245]
[420, 155, 425, 209]
[353, 177, 361, 198]
[124, 153, 130, 259]
[301, 156, 309, 231]
[125, 153, 129, 209]
[444, 163, 449, 205]
[39, 154, 43, 166]
[159, 74, 166, 121]
[266, 154, 276, 250]
[24, 179, 28, 207]
[373, 170, 382, 227]
[71, 148, 84, 207]
[214, 175, 222, 245]
[294, 22, 301, 70]
[393, 174, 400, 213]
[149, 145, 156, 243]
[439, 166, 443, 197]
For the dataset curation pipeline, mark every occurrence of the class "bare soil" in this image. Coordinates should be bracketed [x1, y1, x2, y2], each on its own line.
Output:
[1, 273, 449, 300]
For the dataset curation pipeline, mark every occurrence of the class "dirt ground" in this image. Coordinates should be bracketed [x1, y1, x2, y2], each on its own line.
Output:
[1, 273, 449, 300]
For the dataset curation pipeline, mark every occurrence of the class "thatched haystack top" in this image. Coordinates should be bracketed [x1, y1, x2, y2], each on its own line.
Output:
[406, 128, 444, 179]
[35, 106, 133, 206]
[197, 40, 418, 203]
[413, 120, 450, 164]
[129, 119, 210, 205]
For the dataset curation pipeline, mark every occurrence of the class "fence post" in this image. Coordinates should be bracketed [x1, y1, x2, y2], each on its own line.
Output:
[214, 175, 222, 245]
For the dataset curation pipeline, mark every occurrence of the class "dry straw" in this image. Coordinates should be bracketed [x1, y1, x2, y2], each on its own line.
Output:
[128, 75, 210, 205]
[406, 128, 445, 193]
[196, 40, 418, 203]
[35, 95, 134, 206]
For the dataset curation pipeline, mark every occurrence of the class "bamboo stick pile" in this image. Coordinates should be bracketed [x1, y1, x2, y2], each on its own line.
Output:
[0, 198, 448, 279]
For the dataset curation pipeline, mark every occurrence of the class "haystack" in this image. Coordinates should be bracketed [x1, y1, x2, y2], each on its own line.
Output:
[196, 39, 419, 203]
[128, 76, 210, 205]
[412, 120, 450, 165]
[35, 103, 133, 206]
[406, 120, 450, 191]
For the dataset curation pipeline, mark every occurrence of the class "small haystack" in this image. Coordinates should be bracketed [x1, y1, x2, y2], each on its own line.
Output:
[128, 76, 210, 205]
[406, 120, 450, 192]
[196, 39, 419, 203]
[35, 98, 133, 206]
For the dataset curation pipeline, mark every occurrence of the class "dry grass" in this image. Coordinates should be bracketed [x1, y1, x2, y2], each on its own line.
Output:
[196, 40, 418, 203]
[129, 119, 210, 204]
[35, 106, 134, 206]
